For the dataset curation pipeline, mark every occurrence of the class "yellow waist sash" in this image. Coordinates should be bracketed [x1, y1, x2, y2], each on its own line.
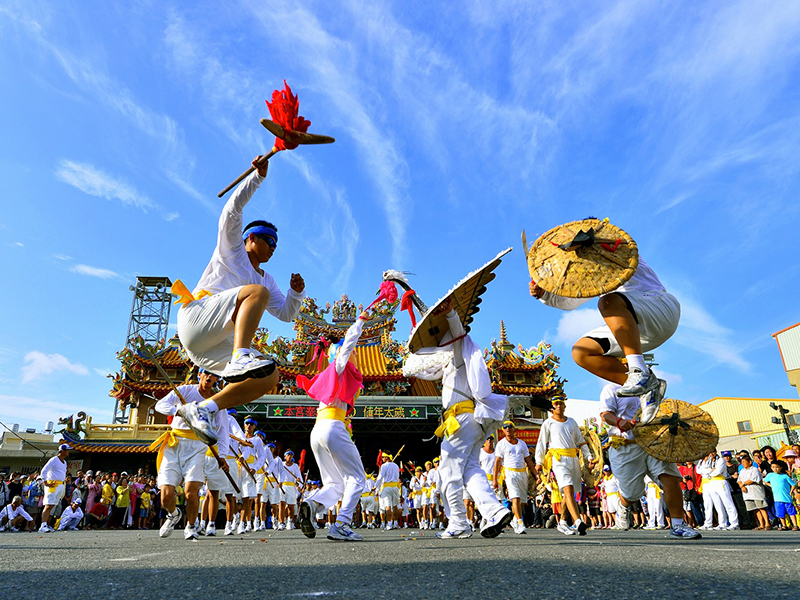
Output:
[361, 492, 373, 497]
[648, 483, 662, 499]
[701, 476, 727, 483]
[44, 481, 64, 493]
[283, 482, 297, 487]
[267, 477, 277, 483]
[246, 455, 256, 464]
[606, 435, 636, 449]
[607, 491, 619, 497]
[383, 482, 401, 488]
[172, 279, 212, 306]
[317, 406, 346, 421]
[434, 400, 475, 438]
[148, 428, 200, 472]
[542, 447, 579, 472]
[504, 466, 528, 473]
[205, 444, 219, 457]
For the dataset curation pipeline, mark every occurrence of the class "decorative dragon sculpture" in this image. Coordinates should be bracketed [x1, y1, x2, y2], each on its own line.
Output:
[57, 411, 87, 438]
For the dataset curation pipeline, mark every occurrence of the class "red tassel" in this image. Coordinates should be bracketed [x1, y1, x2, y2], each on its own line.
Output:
[376, 450, 383, 467]
[266, 80, 311, 151]
[367, 280, 398, 310]
[400, 290, 417, 328]
[299, 449, 306, 473]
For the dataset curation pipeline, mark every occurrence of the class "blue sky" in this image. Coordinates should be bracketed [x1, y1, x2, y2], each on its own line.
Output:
[1, 0, 799, 431]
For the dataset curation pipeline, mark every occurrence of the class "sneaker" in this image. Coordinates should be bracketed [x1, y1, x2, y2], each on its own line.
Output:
[244, 521, 252, 533]
[575, 519, 588, 536]
[557, 520, 575, 536]
[184, 524, 198, 540]
[480, 509, 513, 538]
[277, 522, 285, 531]
[327, 521, 363, 541]
[299, 500, 317, 539]
[726, 525, 740, 531]
[197, 521, 206, 536]
[176, 403, 217, 445]
[159, 508, 182, 538]
[232, 514, 241, 529]
[617, 368, 660, 398]
[205, 523, 216, 537]
[39, 523, 54, 533]
[616, 507, 631, 531]
[639, 379, 667, 424]
[438, 523, 445, 530]
[236, 521, 246, 535]
[515, 520, 527, 534]
[0, 525, 5, 532]
[713, 525, 727, 531]
[670, 522, 702, 540]
[698, 524, 713, 531]
[69, 526, 79, 531]
[437, 528, 472, 539]
[221, 352, 276, 383]
[224, 522, 234, 536]
[287, 520, 294, 530]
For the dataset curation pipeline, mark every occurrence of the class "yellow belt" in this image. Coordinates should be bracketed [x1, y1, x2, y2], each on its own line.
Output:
[648, 483, 662, 499]
[434, 400, 475, 438]
[172, 279, 212, 306]
[607, 491, 619, 497]
[542, 447, 579, 472]
[267, 477, 277, 483]
[505, 466, 528, 473]
[257, 468, 265, 474]
[283, 482, 297, 487]
[317, 406, 346, 422]
[606, 435, 636, 449]
[147, 428, 200, 472]
[246, 455, 256, 464]
[361, 492, 373, 497]
[44, 480, 64, 493]
[383, 482, 401, 488]
[205, 444, 219, 457]
[701, 476, 727, 483]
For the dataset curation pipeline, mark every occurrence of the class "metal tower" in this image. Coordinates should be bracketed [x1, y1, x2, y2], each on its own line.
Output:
[125, 276, 174, 348]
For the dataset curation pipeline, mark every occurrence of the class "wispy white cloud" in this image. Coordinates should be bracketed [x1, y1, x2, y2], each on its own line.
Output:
[0, 394, 112, 428]
[93, 368, 111, 377]
[69, 264, 122, 280]
[52, 254, 72, 261]
[56, 159, 155, 210]
[553, 307, 603, 348]
[21, 351, 89, 384]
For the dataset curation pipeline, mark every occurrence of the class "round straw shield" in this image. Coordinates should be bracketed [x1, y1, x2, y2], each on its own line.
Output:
[524, 218, 639, 298]
[408, 248, 512, 353]
[579, 428, 604, 487]
[633, 399, 719, 463]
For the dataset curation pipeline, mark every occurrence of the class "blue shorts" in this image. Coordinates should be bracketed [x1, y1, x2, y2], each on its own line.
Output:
[774, 501, 797, 519]
[139, 508, 149, 518]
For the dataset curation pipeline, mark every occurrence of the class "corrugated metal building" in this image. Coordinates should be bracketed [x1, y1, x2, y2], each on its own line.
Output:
[698, 397, 800, 452]
[773, 322, 800, 397]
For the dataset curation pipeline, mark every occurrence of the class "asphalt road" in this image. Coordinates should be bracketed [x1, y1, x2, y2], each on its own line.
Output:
[2, 527, 799, 599]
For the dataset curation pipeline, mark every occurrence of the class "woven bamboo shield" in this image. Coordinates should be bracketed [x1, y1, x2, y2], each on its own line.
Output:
[580, 428, 604, 487]
[633, 399, 719, 463]
[408, 248, 512, 353]
[523, 218, 639, 298]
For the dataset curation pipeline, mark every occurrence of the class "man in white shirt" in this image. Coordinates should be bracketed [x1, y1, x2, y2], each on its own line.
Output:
[599, 382, 700, 539]
[0, 496, 34, 532]
[152, 369, 229, 540]
[360, 473, 378, 529]
[265, 443, 284, 529]
[530, 254, 676, 423]
[173, 158, 305, 445]
[494, 422, 537, 534]
[375, 453, 402, 530]
[534, 397, 595, 536]
[39, 443, 71, 533]
[696, 451, 739, 531]
[237, 417, 267, 534]
[280, 450, 303, 530]
[57, 498, 84, 531]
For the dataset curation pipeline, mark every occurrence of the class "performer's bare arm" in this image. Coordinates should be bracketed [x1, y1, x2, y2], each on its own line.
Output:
[492, 456, 502, 488]
[600, 410, 635, 432]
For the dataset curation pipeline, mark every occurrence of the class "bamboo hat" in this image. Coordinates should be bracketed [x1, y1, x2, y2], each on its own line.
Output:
[523, 218, 639, 299]
[633, 399, 719, 463]
[408, 248, 512, 353]
[579, 428, 604, 488]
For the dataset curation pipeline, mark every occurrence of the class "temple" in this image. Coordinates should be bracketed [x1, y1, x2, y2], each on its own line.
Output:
[61, 290, 565, 472]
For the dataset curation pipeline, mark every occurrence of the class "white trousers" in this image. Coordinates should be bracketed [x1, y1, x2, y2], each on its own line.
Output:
[703, 480, 739, 528]
[439, 412, 507, 531]
[309, 419, 366, 525]
[646, 486, 665, 527]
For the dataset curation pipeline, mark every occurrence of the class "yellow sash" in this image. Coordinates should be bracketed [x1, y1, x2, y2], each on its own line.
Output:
[267, 477, 277, 483]
[701, 476, 727, 483]
[434, 400, 475, 438]
[607, 491, 619, 497]
[542, 447, 579, 473]
[361, 492, 373, 497]
[172, 279, 212, 306]
[505, 466, 528, 473]
[147, 428, 200, 472]
[317, 406, 354, 438]
[283, 482, 297, 487]
[383, 482, 401, 488]
[246, 455, 256, 464]
[648, 482, 662, 500]
[205, 444, 219, 457]
[45, 480, 64, 493]
[606, 435, 635, 449]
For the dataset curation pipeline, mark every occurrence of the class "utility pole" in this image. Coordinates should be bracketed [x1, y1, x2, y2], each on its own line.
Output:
[769, 402, 799, 445]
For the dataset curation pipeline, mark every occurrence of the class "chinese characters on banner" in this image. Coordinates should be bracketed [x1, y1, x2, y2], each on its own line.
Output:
[496, 428, 540, 449]
[267, 405, 427, 419]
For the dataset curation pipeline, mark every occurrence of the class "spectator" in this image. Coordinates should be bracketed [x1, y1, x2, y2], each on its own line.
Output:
[86, 501, 110, 529]
[0, 495, 34, 531]
[23, 476, 43, 530]
[737, 453, 770, 530]
[138, 484, 153, 530]
[783, 449, 800, 481]
[85, 474, 101, 515]
[57, 498, 84, 531]
[722, 451, 751, 529]
[113, 476, 131, 529]
[764, 460, 798, 531]
[8, 472, 23, 505]
[0, 474, 10, 508]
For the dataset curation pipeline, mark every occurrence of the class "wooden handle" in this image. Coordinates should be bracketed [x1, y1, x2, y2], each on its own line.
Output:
[217, 148, 278, 198]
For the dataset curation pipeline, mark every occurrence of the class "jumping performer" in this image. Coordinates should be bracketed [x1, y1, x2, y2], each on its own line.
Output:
[298, 311, 370, 542]
[174, 158, 305, 443]
[530, 254, 676, 422]
[535, 396, 595, 536]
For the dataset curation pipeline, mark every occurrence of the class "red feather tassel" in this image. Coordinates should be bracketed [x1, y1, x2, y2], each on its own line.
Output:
[266, 80, 311, 151]
[298, 449, 306, 473]
[376, 450, 383, 467]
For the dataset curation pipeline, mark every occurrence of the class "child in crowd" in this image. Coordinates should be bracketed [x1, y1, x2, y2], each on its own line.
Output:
[138, 484, 152, 530]
[738, 454, 770, 530]
[764, 461, 798, 531]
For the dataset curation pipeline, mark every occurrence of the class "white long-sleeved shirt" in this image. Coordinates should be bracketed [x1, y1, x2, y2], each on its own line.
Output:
[60, 505, 84, 522]
[534, 417, 592, 465]
[537, 257, 666, 311]
[154, 385, 230, 457]
[697, 456, 726, 479]
[281, 461, 302, 486]
[598, 382, 639, 440]
[190, 171, 304, 323]
[226, 415, 245, 459]
[375, 461, 400, 488]
[0, 503, 33, 522]
[319, 317, 366, 412]
[241, 435, 267, 471]
[41, 456, 67, 483]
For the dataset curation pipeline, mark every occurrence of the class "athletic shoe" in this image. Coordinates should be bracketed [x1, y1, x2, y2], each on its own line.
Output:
[438, 523, 445, 530]
[244, 521, 252, 533]
[232, 514, 241, 529]
[236, 521, 247, 534]
[616, 507, 631, 531]
[197, 521, 206, 536]
[698, 525, 713, 531]
[299, 500, 317, 539]
[0, 526, 5, 532]
[39, 523, 54, 533]
[184, 523, 198, 540]
[277, 522, 285, 531]
[176, 403, 217, 445]
[253, 518, 261, 530]
[287, 520, 295, 530]
[69, 526, 79, 531]
[644, 524, 657, 530]
[670, 522, 702, 540]
[713, 525, 727, 531]
[575, 520, 588, 536]
[480, 509, 513, 538]
[557, 520, 575, 536]
[224, 522, 234, 536]
[327, 522, 363, 541]
[159, 508, 182, 538]
[205, 523, 216, 537]
[221, 352, 275, 383]
[437, 528, 472, 539]
[726, 525, 740, 531]
[617, 368, 661, 398]
[515, 519, 527, 534]
[639, 379, 667, 424]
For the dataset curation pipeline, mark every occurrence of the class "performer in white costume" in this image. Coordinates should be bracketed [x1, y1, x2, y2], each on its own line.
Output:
[494, 421, 537, 534]
[223, 409, 246, 536]
[57, 499, 84, 531]
[237, 417, 267, 533]
[265, 443, 284, 529]
[697, 451, 740, 531]
[280, 450, 302, 530]
[405, 299, 513, 539]
[375, 453, 402, 530]
[360, 473, 378, 529]
[599, 382, 701, 539]
[535, 396, 595, 536]
[298, 311, 370, 542]
[39, 443, 71, 533]
[644, 475, 666, 529]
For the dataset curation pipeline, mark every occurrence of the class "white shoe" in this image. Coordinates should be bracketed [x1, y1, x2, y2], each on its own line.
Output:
[244, 521, 252, 533]
[197, 521, 206, 536]
[438, 523, 444, 530]
[480, 509, 513, 538]
[39, 523, 54, 533]
[617, 367, 661, 397]
[277, 522, 285, 531]
[232, 514, 241, 528]
[221, 352, 275, 383]
[224, 522, 234, 536]
[698, 525, 713, 531]
[327, 521, 363, 541]
[205, 523, 216, 537]
[253, 518, 261, 530]
[726, 525, 740, 531]
[159, 508, 182, 538]
[184, 524, 198, 540]
[616, 507, 631, 531]
[437, 528, 472, 539]
[236, 522, 247, 534]
[644, 524, 657, 530]
[713, 525, 727, 530]
[176, 403, 217, 445]
[287, 520, 294, 530]
[639, 379, 667, 424]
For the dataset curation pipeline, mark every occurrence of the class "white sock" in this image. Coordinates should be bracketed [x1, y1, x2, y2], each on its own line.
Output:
[233, 348, 253, 360]
[672, 518, 684, 528]
[199, 399, 219, 413]
[626, 354, 648, 373]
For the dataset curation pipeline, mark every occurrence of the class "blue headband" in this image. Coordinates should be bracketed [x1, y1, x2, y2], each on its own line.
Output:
[244, 417, 257, 425]
[267, 443, 276, 448]
[227, 409, 237, 416]
[256, 431, 266, 438]
[243, 225, 278, 243]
